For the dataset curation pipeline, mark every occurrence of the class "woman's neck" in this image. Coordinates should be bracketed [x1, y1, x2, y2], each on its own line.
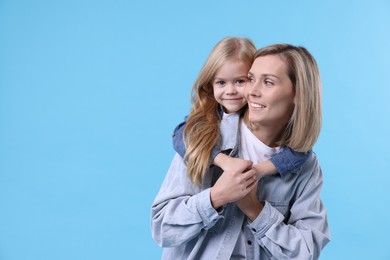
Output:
[244, 116, 284, 148]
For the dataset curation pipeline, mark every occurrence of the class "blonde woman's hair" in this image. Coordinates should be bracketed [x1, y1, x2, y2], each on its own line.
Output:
[253, 44, 322, 152]
[184, 37, 256, 185]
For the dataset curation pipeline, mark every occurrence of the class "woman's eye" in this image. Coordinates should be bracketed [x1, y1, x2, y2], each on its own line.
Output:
[248, 77, 254, 83]
[264, 79, 273, 86]
[236, 79, 246, 85]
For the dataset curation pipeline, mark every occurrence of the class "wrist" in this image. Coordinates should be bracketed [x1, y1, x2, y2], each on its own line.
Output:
[254, 160, 277, 176]
[247, 201, 264, 221]
[213, 153, 228, 168]
[210, 187, 225, 210]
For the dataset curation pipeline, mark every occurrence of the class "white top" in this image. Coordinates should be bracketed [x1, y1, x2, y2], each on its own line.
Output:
[239, 119, 281, 163]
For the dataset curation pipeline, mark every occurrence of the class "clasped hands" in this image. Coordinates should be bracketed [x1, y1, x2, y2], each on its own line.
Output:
[210, 158, 264, 221]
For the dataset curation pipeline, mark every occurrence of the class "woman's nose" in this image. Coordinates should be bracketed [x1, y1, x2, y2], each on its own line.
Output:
[247, 82, 261, 97]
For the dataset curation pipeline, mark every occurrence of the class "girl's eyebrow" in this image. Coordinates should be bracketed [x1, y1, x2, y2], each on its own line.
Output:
[214, 75, 248, 81]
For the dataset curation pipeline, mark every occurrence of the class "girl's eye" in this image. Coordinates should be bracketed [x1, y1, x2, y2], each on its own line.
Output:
[248, 77, 255, 83]
[236, 79, 247, 85]
[216, 80, 225, 86]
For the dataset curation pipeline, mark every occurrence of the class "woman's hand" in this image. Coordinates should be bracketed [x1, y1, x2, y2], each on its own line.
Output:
[210, 161, 257, 209]
[235, 182, 263, 221]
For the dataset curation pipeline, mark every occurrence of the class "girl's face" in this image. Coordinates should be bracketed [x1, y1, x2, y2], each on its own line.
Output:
[212, 59, 250, 114]
[245, 55, 295, 129]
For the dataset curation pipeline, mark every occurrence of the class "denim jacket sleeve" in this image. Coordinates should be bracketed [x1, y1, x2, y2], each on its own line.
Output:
[172, 117, 188, 158]
[151, 153, 223, 247]
[270, 147, 313, 178]
[172, 116, 221, 161]
[247, 153, 330, 259]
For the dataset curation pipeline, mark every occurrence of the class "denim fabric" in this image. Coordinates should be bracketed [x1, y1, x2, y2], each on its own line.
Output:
[172, 116, 188, 160]
[172, 113, 312, 176]
[172, 115, 221, 162]
[270, 147, 312, 177]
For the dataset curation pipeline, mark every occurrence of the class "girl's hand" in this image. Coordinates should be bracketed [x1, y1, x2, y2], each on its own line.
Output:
[252, 160, 277, 178]
[213, 153, 253, 173]
[210, 161, 256, 209]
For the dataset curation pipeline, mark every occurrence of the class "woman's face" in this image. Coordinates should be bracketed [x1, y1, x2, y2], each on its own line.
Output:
[245, 55, 295, 129]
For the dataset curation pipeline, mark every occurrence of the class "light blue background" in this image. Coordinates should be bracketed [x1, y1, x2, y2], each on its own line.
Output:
[1, 0, 389, 259]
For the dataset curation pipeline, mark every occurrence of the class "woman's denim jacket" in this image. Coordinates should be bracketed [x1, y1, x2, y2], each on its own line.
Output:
[151, 115, 330, 259]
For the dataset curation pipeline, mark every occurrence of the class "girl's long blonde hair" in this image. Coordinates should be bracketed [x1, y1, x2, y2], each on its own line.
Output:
[184, 37, 256, 185]
[252, 44, 322, 152]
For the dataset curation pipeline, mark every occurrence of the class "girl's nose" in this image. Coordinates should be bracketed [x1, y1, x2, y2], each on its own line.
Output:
[226, 84, 237, 95]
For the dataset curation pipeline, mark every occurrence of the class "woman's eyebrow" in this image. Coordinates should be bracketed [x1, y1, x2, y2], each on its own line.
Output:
[262, 73, 280, 80]
[247, 72, 280, 80]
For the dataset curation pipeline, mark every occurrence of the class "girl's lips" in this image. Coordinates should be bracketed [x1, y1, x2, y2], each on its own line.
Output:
[223, 97, 244, 100]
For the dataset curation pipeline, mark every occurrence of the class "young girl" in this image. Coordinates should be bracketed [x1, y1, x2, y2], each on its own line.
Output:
[172, 37, 311, 185]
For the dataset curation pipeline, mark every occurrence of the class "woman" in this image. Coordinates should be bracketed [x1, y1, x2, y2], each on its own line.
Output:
[151, 44, 330, 259]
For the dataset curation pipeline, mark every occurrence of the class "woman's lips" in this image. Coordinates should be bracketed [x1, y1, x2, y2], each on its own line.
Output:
[250, 102, 266, 108]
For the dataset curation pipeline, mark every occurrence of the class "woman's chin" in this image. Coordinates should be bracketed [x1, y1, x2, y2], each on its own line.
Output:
[248, 116, 263, 125]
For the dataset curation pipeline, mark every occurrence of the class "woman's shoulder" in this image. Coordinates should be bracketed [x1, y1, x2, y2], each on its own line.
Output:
[298, 150, 320, 167]
[296, 152, 323, 181]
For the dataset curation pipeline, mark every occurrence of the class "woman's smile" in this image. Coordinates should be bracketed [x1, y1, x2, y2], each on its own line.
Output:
[249, 102, 266, 109]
